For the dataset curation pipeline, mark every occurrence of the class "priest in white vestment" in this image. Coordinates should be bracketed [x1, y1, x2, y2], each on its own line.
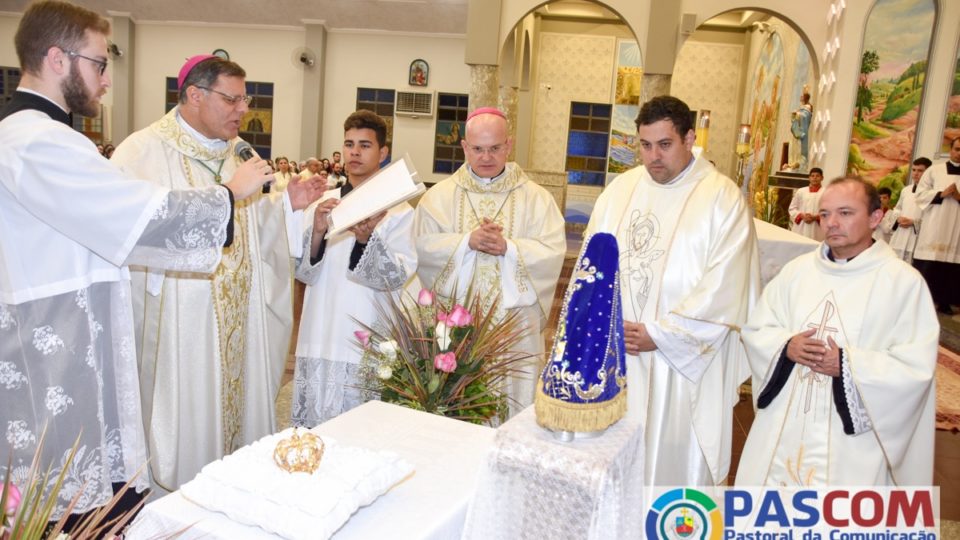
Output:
[292, 111, 417, 426]
[414, 107, 566, 416]
[1, 3, 274, 520]
[586, 96, 760, 486]
[788, 168, 825, 241]
[737, 177, 938, 486]
[880, 157, 931, 264]
[912, 138, 960, 314]
[111, 55, 322, 490]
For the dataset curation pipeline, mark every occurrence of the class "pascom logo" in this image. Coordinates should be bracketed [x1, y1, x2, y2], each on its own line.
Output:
[646, 488, 723, 539]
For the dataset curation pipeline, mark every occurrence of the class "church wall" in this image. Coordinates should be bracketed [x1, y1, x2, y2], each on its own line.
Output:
[672, 29, 748, 178]
[321, 30, 470, 183]
[0, 14, 19, 68]
[527, 31, 616, 172]
[131, 22, 306, 158]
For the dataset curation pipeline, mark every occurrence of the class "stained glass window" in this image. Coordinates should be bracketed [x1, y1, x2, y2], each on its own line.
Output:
[433, 93, 468, 174]
[566, 102, 612, 186]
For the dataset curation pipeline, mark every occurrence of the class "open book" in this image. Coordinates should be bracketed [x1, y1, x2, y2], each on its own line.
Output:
[326, 156, 424, 237]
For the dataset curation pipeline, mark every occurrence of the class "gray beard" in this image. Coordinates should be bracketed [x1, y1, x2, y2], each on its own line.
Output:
[61, 64, 99, 118]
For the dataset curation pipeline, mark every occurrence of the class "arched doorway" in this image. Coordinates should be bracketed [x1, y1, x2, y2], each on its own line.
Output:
[497, 1, 642, 227]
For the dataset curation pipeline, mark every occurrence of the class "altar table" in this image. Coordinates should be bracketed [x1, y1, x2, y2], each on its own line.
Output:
[127, 401, 495, 539]
[461, 406, 645, 540]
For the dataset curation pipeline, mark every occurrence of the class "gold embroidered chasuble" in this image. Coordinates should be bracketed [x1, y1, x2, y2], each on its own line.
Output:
[415, 163, 566, 414]
[111, 108, 295, 490]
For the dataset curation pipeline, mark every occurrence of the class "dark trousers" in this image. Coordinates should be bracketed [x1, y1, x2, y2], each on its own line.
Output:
[913, 258, 959, 309]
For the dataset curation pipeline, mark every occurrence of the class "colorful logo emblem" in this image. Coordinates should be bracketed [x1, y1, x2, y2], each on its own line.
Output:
[646, 488, 722, 540]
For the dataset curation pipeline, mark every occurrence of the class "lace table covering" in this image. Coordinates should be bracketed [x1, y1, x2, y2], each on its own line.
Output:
[462, 406, 644, 540]
[179, 428, 413, 540]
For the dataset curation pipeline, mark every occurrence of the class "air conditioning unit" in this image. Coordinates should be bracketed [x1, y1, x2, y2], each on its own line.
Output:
[396, 91, 434, 118]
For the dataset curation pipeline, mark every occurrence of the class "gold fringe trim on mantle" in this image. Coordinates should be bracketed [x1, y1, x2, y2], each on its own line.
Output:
[534, 386, 626, 432]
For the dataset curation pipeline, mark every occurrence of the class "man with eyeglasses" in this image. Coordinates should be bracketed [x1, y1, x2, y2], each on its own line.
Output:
[111, 54, 324, 492]
[414, 107, 566, 417]
[0, 0, 273, 527]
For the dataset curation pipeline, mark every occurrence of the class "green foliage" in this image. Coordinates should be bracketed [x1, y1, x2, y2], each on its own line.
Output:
[952, 74, 960, 96]
[847, 144, 873, 175]
[861, 50, 880, 75]
[877, 165, 907, 208]
[852, 121, 888, 140]
[881, 88, 922, 122]
[856, 85, 874, 123]
[947, 112, 960, 129]
[896, 61, 927, 84]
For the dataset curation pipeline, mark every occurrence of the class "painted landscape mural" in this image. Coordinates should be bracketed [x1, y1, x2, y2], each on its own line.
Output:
[941, 42, 960, 153]
[849, 0, 935, 189]
[746, 32, 784, 198]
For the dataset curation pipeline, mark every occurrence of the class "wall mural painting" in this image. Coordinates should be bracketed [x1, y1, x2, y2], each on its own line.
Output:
[787, 44, 812, 171]
[746, 32, 784, 204]
[609, 40, 642, 176]
[608, 105, 638, 175]
[849, 0, 935, 194]
[941, 38, 960, 154]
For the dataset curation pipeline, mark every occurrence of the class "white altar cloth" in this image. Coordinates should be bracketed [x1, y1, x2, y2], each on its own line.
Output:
[127, 401, 495, 539]
[461, 407, 645, 540]
[754, 218, 818, 287]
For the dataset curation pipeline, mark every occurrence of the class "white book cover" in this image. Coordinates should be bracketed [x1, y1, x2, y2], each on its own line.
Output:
[327, 156, 424, 237]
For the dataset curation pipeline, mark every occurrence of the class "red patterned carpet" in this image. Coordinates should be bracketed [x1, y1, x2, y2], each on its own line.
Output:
[938, 347, 960, 432]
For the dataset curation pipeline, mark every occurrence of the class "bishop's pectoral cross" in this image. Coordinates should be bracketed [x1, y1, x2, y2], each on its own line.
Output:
[799, 300, 838, 413]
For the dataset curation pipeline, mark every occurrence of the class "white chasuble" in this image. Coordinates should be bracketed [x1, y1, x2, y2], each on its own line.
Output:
[415, 164, 566, 416]
[738, 242, 938, 486]
[587, 156, 760, 486]
[111, 108, 299, 490]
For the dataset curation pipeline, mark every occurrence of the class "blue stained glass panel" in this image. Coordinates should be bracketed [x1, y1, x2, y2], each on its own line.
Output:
[591, 104, 612, 118]
[439, 94, 457, 107]
[245, 82, 255, 95]
[166, 77, 178, 91]
[357, 88, 376, 101]
[567, 132, 608, 158]
[571, 102, 590, 116]
[567, 171, 606, 186]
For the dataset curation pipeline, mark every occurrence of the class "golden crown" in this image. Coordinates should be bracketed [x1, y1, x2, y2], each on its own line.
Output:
[273, 429, 325, 474]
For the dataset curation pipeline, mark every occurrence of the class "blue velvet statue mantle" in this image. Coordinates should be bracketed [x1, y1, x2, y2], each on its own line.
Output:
[535, 232, 626, 432]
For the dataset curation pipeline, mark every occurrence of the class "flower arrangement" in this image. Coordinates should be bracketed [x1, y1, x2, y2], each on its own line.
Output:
[1, 430, 143, 540]
[754, 185, 789, 228]
[355, 288, 530, 424]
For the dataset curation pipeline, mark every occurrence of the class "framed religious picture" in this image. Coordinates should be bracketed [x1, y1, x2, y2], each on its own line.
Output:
[409, 59, 429, 87]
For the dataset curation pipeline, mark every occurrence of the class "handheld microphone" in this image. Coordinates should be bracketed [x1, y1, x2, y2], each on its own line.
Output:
[235, 141, 271, 193]
[235, 140, 256, 162]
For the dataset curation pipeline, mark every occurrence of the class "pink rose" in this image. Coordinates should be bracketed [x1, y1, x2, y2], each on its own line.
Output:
[433, 351, 457, 373]
[446, 305, 472, 327]
[417, 289, 435, 306]
[2, 482, 21, 517]
[436, 310, 448, 324]
[354, 330, 370, 349]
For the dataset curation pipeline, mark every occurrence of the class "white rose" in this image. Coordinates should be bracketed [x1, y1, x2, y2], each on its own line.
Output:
[377, 365, 393, 380]
[378, 339, 399, 359]
[435, 322, 451, 350]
